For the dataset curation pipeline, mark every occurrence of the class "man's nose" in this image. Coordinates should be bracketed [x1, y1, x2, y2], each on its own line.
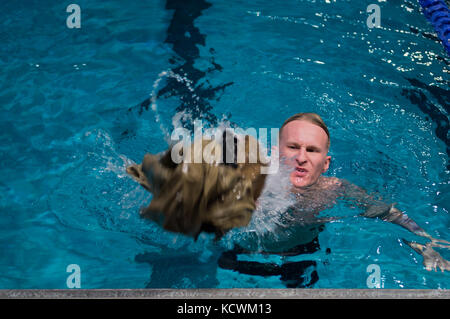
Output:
[295, 148, 307, 164]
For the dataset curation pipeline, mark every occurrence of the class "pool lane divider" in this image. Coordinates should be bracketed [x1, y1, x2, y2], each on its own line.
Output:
[418, 0, 450, 55]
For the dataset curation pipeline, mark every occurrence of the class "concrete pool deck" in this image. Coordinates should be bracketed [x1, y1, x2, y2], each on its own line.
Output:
[1, 289, 449, 299]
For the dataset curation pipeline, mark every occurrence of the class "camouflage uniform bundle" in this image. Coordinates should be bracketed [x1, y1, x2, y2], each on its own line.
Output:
[127, 132, 267, 240]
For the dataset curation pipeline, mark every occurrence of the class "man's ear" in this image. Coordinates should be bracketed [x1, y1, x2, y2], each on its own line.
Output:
[323, 155, 331, 172]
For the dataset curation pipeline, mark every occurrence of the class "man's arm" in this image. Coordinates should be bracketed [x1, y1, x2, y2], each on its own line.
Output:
[367, 205, 430, 238]
[340, 181, 427, 237]
[402, 239, 450, 272]
[339, 180, 450, 272]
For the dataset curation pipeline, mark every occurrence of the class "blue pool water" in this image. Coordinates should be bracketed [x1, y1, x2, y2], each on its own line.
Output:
[0, 0, 449, 289]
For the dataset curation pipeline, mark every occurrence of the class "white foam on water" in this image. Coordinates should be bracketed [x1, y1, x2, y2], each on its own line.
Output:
[222, 161, 302, 252]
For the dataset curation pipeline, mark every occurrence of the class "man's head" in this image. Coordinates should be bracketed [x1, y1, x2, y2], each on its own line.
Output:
[279, 113, 331, 189]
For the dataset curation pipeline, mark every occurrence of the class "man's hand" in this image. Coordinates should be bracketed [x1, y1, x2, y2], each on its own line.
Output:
[417, 232, 450, 246]
[403, 239, 450, 272]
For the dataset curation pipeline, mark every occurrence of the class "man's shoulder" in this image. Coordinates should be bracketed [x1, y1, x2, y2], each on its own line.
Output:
[322, 176, 343, 187]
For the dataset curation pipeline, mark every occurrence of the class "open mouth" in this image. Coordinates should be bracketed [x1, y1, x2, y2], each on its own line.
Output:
[294, 167, 308, 177]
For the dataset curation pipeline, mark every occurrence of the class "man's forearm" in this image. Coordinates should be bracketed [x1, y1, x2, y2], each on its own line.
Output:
[342, 181, 428, 237]
[372, 206, 428, 237]
[362, 205, 429, 237]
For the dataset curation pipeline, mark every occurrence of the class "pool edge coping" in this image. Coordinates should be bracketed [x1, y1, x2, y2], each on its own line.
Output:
[0, 289, 448, 299]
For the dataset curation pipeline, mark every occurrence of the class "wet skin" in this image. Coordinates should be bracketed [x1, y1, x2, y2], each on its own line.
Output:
[279, 120, 331, 190]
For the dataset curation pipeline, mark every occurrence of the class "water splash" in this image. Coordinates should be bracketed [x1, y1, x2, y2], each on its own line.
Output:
[138, 68, 233, 147]
[222, 162, 304, 252]
[143, 70, 196, 144]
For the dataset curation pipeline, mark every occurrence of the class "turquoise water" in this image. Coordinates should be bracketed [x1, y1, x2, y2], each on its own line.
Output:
[0, 0, 449, 288]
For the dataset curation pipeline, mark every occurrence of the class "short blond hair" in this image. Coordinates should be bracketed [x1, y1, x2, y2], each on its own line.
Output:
[280, 112, 330, 149]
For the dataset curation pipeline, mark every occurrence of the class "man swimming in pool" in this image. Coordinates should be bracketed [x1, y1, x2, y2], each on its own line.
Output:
[278, 113, 449, 267]
[218, 113, 449, 286]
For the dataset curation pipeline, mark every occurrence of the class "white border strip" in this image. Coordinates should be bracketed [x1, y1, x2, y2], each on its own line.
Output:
[1, 289, 449, 299]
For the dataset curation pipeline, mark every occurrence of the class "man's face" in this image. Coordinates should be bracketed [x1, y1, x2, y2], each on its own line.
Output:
[279, 120, 331, 189]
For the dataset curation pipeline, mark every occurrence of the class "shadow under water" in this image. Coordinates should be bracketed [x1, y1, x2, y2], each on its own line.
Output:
[130, 0, 234, 130]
